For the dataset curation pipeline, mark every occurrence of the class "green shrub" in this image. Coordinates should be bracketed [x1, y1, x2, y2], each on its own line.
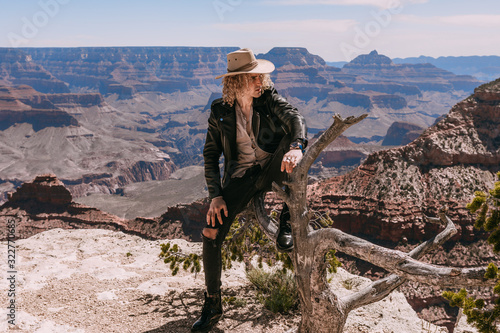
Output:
[443, 172, 500, 333]
[159, 242, 201, 276]
[246, 267, 298, 313]
[159, 211, 341, 313]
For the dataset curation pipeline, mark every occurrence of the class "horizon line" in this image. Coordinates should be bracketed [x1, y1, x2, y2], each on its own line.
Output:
[1, 45, 498, 62]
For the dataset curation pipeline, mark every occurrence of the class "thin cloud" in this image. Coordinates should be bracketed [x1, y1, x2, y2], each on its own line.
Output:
[440, 15, 500, 28]
[261, 0, 428, 9]
[397, 14, 500, 28]
[212, 19, 357, 33]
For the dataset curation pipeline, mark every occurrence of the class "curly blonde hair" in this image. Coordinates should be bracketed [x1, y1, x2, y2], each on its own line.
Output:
[222, 73, 273, 107]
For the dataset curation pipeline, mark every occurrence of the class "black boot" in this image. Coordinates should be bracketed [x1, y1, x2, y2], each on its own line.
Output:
[276, 204, 293, 252]
[191, 291, 223, 332]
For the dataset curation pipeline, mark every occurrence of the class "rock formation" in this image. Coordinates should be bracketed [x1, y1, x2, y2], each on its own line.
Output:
[14, 46, 237, 94]
[0, 47, 484, 196]
[257, 47, 330, 68]
[0, 174, 205, 242]
[305, 78, 500, 331]
[0, 48, 70, 93]
[343, 50, 480, 93]
[393, 54, 500, 82]
[257, 49, 481, 138]
[308, 79, 500, 241]
[0, 85, 80, 130]
[382, 121, 425, 146]
[308, 134, 364, 176]
[0, 84, 177, 202]
[7, 174, 72, 206]
[0, 47, 481, 139]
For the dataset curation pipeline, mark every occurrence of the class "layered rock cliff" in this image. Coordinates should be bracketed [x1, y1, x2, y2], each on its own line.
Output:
[0, 85, 177, 202]
[0, 46, 485, 206]
[0, 48, 69, 93]
[0, 174, 129, 240]
[257, 47, 330, 69]
[306, 78, 500, 331]
[0, 85, 79, 130]
[16, 46, 237, 94]
[308, 79, 500, 242]
[256, 48, 481, 138]
[1, 47, 481, 140]
[382, 121, 425, 146]
[343, 51, 480, 93]
[0, 174, 204, 241]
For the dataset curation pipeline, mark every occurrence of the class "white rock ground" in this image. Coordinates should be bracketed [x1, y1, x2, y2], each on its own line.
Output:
[0, 229, 478, 333]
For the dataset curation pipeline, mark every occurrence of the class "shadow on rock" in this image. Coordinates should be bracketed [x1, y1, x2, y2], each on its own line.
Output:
[139, 286, 296, 333]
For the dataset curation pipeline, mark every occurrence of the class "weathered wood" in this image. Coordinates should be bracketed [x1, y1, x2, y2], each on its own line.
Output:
[343, 207, 458, 310]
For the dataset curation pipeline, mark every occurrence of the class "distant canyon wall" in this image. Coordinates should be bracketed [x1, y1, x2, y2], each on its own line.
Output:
[0, 46, 485, 201]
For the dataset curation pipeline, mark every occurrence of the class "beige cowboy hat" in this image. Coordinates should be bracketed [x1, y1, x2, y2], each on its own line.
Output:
[215, 48, 275, 79]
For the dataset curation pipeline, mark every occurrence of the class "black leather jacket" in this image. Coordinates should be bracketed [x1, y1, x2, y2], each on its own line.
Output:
[203, 88, 307, 199]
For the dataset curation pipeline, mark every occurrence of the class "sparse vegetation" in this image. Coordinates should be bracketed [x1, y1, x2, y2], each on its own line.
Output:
[159, 242, 201, 276]
[159, 211, 341, 314]
[158, 216, 298, 311]
[222, 296, 247, 308]
[246, 267, 299, 313]
[219, 215, 295, 272]
[443, 171, 500, 332]
[341, 278, 361, 291]
[476, 78, 500, 91]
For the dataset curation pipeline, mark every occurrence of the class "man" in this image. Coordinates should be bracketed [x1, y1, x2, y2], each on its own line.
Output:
[192, 48, 307, 332]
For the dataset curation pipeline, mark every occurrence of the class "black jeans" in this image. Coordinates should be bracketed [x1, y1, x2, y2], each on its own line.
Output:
[203, 136, 291, 294]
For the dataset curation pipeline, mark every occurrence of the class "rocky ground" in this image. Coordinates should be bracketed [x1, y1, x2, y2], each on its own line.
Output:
[0, 228, 478, 333]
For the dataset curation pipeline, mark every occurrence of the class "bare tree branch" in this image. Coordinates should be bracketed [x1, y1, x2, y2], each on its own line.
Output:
[309, 224, 494, 288]
[409, 208, 456, 258]
[230, 210, 254, 241]
[271, 181, 290, 203]
[245, 111, 495, 332]
[297, 114, 368, 175]
[342, 207, 458, 310]
[285, 114, 369, 254]
[342, 275, 405, 311]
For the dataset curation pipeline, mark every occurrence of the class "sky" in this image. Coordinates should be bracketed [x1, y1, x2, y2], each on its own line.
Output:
[0, 0, 499, 62]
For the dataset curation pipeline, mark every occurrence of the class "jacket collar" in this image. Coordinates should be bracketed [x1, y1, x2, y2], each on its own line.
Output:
[218, 101, 235, 117]
[253, 88, 274, 108]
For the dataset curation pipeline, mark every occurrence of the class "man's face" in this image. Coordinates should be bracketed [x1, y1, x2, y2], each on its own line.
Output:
[246, 74, 263, 99]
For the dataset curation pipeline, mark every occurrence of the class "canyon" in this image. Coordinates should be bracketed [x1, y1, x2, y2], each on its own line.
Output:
[0, 46, 482, 202]
[1, 78, 498, 331]
[0, 84, 176, 202]
[308, 79, 500, 243]
[1, 46, 496, 331]
[0, 173, 206, 242]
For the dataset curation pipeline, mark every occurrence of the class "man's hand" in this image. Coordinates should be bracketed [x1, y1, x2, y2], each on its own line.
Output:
[281, 149, 303, 173]
[206, 196, 228, 227]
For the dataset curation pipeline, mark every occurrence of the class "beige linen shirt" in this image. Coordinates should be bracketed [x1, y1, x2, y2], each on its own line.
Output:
[231, 103, 271, 178]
